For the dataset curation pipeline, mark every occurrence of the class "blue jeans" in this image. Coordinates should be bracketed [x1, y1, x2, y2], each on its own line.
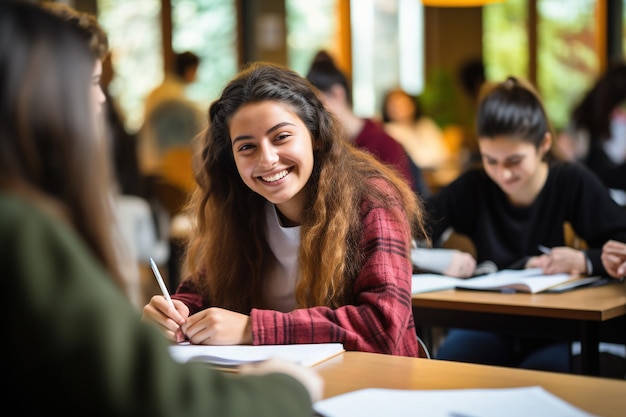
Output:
[435, 329, 571, 373]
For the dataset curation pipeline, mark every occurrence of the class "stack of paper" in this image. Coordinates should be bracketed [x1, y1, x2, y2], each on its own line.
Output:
[168, 342, 344, 367]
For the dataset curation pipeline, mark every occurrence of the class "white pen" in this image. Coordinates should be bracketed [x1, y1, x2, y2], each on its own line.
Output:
[149, 257, 175, 309]
[538, 245, 551, 254]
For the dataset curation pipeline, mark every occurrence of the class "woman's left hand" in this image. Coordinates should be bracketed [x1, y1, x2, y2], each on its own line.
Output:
[181, 307, 253, 345]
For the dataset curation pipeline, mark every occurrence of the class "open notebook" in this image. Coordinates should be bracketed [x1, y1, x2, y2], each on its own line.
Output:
[168, 342, 344, 368]
[413, 268, 605, 294]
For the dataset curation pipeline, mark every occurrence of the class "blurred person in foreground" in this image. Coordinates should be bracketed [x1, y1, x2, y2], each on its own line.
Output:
[1, 2, 321, 415]
[42, 1, 170, 309]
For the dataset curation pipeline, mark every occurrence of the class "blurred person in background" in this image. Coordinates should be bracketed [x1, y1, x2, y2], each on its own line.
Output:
[381, 87, 457, 193]
[568, 62, 626, 207]
[139, 50, 205, 194]
[306, 51, 475, 278]
[306, 50, 430, 198]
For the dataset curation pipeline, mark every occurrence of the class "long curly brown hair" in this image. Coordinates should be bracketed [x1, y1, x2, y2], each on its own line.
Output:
[183, 62, 427, 312]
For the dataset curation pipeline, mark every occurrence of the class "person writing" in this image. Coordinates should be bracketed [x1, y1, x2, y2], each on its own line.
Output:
[601, 240, 626, 279]
[3, 2, 320, 415]
[142, 62, 429, 357]
[426, 76, 626, 372]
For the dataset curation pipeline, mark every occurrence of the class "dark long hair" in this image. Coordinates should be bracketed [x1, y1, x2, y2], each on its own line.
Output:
[305, 50, 352, 106]
[184, 62, 426, 310]
[0, 1, 123, 288]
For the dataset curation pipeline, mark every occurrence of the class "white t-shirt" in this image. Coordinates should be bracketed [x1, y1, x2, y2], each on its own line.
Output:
[263, 202, 300, 312]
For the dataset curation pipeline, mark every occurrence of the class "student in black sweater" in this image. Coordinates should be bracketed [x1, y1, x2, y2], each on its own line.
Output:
[427, 76, 626, 373]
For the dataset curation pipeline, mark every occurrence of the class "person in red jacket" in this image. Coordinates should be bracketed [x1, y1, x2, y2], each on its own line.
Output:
[142, 62, 429, 357]
[305, 50, 431, 198]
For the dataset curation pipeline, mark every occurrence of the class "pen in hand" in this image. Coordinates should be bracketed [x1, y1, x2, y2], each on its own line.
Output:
[149, 257, 175, 310]
[149, 258, 186, 343]
[538, 245, 551, 255]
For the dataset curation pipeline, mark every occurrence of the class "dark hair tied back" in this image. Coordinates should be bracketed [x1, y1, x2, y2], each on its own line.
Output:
[476, 75, 553, 156]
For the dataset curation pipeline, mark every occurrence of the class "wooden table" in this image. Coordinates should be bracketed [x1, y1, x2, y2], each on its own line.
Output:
[411, 280, 626, 376]
[313, 351, 626, 417]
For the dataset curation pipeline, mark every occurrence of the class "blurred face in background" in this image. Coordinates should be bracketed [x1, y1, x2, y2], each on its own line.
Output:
[478, 134, 550, 204]
[385, 91, 415, 123]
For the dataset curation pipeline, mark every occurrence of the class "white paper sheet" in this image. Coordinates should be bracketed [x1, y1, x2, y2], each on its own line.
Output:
[412, 273, 464, 294]
[313, 386, 596, 417]
[168, 342, 344, 367]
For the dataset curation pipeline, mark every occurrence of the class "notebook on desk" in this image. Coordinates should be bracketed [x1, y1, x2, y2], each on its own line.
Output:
[454, 268, 604, 294]
[412, 268, 606, 294]
[168, 342, 345, 368]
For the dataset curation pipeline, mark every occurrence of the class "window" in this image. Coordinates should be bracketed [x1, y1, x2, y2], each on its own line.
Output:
[98, 0, 162, 131]
[484, 0, 603, 130]
[172, 0, 238, 110]
[286, 0, 337, 75]
[98, 0, 237, 132]
[536, 0, 599, 130]
[483, 0, 528, 81]
[350, 0, 424, 118]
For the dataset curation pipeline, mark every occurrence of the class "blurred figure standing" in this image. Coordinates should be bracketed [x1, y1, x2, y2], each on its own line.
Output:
[139, 51, 204, 192]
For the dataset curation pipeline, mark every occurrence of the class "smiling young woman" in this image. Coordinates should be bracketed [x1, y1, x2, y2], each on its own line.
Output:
[142, 62, 430, 358]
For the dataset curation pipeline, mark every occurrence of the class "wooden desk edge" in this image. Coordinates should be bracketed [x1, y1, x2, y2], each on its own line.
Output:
[412, 282, 626, 321]
[313, 352, 626, 417]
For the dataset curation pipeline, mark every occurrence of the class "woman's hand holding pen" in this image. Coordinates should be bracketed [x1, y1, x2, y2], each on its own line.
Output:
[181, 307, 253, 345]
[526, 246, 586, 275]
[142, 296, 189, 343]
[142, 297, 253, 345]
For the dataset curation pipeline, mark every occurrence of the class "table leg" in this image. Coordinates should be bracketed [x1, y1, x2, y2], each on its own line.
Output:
[579, 321, 600, 376]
